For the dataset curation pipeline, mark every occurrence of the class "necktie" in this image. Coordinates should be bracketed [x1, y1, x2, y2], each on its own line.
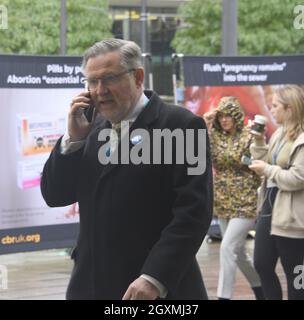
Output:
[107, 121, 134, 157]
[112, 122, 122, 141]
[107, 122, 121, 156]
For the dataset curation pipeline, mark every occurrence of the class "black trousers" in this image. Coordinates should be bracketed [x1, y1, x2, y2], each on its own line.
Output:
[254, 187, 304, 300]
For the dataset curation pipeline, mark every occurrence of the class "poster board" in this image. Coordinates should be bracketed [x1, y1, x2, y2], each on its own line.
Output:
[183, 55, 304, 138]
[181, 55, 304, 239]
[0, 54, 85, 254]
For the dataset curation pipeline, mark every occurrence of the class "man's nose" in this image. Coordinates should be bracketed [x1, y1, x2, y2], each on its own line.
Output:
[96, 80, 108, 95]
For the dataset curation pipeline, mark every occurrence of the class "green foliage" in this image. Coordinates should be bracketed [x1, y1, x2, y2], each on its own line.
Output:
[238, 0, 304, 55]
[66, 0, 112, 55]
[172, 0, 304, 55]
[0, 0, 112, 55]
[172, 0, 222, 55]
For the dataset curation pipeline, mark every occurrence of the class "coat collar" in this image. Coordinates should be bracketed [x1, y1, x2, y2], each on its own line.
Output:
[130, 90, 161, 129]
[93, 90, 161, 132]
[272, 127, 304, 165]
[96, 90, 162, 182]
[290, 131, 304, 158]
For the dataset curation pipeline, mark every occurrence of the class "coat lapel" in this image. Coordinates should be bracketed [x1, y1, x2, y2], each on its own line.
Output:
[96, 90, 162, 182]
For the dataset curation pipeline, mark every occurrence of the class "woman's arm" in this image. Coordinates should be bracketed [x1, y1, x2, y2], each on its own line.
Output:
[249, 137, 269, 161]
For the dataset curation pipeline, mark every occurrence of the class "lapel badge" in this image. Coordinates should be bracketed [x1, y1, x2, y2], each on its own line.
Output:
[131, 135, 143, 145]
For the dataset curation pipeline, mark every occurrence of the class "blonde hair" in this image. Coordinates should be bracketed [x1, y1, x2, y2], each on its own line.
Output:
[274, 85, 304, 141]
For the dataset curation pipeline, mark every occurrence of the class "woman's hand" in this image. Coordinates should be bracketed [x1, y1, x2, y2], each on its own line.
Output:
[203, 110, 217, 130]
[248, 120, 266, 141]
[249, 160, 267, 176]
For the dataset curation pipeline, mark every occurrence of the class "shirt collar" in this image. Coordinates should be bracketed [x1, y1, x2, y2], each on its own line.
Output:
[124, 92, 149, 123]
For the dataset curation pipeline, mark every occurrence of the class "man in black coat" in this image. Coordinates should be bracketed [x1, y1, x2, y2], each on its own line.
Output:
[41, 39, 213, 300]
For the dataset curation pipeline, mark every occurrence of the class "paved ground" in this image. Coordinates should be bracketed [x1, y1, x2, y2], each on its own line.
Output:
[0, 238, 287, 300]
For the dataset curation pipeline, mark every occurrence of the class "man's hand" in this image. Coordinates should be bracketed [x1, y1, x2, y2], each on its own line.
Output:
[249, 160, 267, 176]
[68, 91, 97, 141]
[122, 277, 160, 300]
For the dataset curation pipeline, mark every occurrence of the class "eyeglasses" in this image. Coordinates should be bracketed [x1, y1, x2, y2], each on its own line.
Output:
[84, 69, 135, 90]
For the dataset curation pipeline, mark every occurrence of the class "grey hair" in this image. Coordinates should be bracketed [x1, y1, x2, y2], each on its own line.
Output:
[81, 38, 143, 71]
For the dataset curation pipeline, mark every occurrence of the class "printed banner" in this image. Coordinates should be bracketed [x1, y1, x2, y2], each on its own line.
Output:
[183, 55, 304, 138]
[183, 55, 304, 86]
[182, 54, 304, 238]
[0, 54, 84, 254]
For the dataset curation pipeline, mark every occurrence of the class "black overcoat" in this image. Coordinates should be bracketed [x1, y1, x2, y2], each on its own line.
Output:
[41, 91, 213, 300]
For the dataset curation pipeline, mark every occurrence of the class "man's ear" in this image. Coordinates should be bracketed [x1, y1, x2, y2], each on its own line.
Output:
[134, 68, 144, 88]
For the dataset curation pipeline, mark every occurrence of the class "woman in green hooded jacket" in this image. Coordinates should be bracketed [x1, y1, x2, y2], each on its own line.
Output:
[204, 96, 263, 300]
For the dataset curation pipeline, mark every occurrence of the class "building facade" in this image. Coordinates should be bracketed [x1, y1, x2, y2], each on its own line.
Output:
[108, 0, 189, 96]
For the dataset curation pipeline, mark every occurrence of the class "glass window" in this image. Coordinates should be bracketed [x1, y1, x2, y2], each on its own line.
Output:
[110, 6, 180, 96]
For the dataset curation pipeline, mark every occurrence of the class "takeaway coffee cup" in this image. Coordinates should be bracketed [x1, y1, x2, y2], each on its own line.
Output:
[250, 115, 267, 135]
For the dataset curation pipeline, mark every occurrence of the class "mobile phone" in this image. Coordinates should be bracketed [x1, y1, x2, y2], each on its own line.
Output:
[83, 89, 95, 123]
[84, 99, 94, 123]
[241, 155, 252, 166]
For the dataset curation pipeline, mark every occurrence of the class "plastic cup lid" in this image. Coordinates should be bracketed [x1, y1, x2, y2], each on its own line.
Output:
[254, 115, 267, 124]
